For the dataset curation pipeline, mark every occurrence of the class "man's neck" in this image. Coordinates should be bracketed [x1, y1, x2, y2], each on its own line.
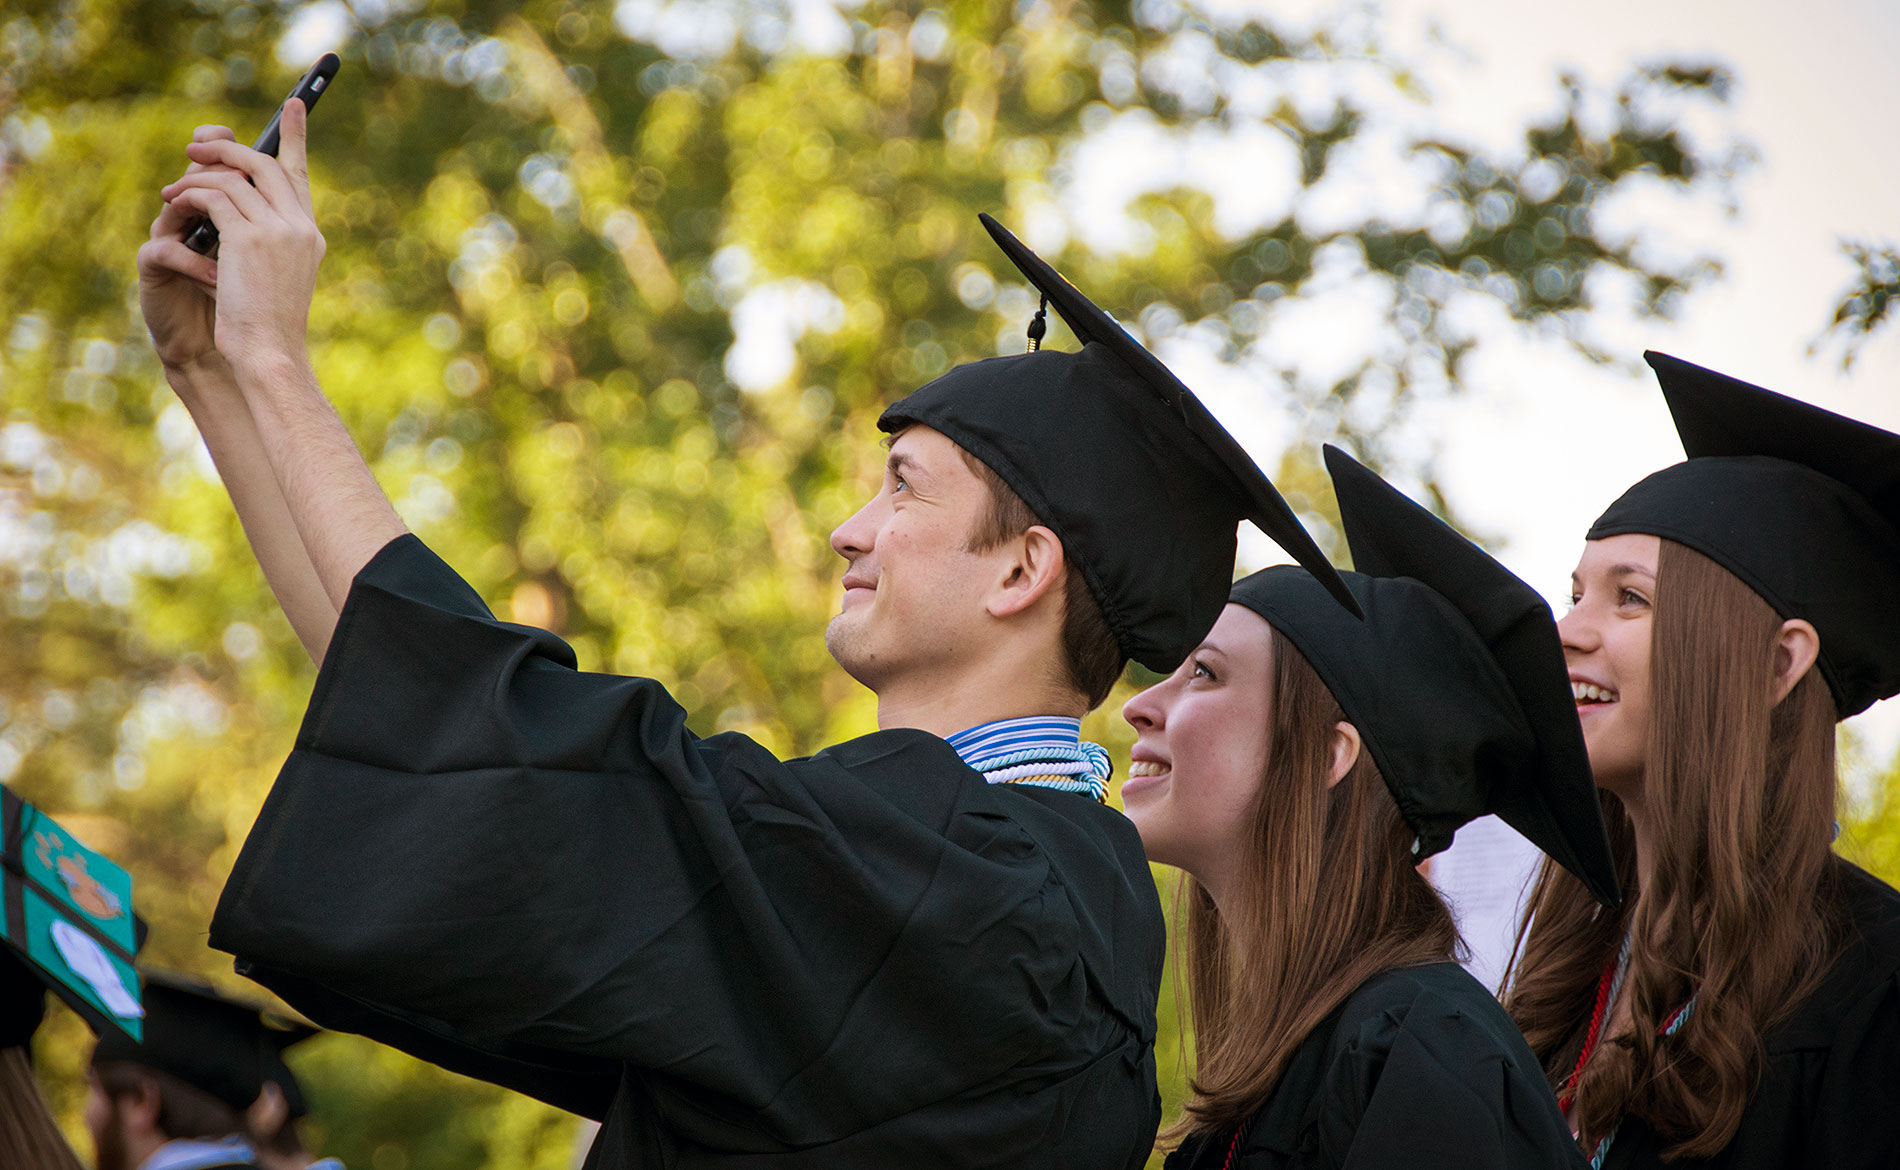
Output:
[873, 674, 1086, 739]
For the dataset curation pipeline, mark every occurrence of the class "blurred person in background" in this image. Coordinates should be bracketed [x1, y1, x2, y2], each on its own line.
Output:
[85, 975, 328, 1170]
[1506, 353, 1900, 1169]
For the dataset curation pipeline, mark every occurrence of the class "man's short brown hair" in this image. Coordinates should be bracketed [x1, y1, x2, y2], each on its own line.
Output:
[958, 448, 1125, 708]
[93, 1060, 244, 1143]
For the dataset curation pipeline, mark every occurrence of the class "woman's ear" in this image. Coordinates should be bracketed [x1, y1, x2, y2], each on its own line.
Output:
[1770, 618, 1821, 705]
[1327, 721, 1362, 788]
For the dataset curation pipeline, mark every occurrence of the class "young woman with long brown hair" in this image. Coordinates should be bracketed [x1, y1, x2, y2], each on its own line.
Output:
[1507, 352, 1900, 1169]
[1123, 447, 1620, 1169]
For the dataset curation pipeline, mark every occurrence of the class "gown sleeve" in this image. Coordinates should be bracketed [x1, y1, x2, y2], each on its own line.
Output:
[1313, 983, 1588, 1170]
[210, 535, 1114, 1148]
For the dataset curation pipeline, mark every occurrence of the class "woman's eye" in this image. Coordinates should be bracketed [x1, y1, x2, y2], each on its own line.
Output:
[1618, 587, 1650, 609]
[1565, 592, 1581, 610]
[1191, 659, 1216, 681]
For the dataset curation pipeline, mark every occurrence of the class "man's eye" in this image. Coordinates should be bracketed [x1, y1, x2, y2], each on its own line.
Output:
[892, 475, 909, 493]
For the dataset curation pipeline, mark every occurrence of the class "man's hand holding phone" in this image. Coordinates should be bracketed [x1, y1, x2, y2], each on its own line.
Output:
[139, 96, 326, 381]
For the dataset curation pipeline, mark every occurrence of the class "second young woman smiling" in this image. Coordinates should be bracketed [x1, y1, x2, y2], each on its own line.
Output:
[1125, 446, 1617, 1169]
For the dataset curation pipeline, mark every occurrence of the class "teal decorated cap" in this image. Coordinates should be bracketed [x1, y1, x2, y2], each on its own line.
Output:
[1, 784, 146, 1044]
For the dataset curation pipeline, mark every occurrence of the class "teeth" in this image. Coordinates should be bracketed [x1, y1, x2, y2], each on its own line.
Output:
[1571, 682, 1618, 703]
[1128, 761, 1170, 778]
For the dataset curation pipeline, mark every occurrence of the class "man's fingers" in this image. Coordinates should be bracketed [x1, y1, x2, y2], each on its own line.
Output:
[184, 125, 239, 176]
[165, 186, 248, 236]
[151, 195, 207, 240]
[163, 169, 272, 222]
[138, 237, 220, 291]
[279, 98, 313, 216]
[181, 138, 301, 213]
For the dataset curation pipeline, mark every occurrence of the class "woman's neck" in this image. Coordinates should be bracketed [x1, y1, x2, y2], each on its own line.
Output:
[1605, 778, 1657, 895]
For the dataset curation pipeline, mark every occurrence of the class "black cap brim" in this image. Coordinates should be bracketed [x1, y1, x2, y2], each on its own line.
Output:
[1327, 445, 1621, 908]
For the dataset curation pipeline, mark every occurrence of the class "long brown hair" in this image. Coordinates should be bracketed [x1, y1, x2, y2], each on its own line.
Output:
[0, 1047, 84, 1170]
[1163, 629, 1457, 1145]
[1506, 540, 1845, 1158]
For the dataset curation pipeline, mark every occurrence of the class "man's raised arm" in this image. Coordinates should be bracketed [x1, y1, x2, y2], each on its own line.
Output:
[141, 100, 406, 655]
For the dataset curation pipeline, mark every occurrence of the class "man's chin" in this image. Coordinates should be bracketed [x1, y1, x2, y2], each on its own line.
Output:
[823, 615, 867, 675]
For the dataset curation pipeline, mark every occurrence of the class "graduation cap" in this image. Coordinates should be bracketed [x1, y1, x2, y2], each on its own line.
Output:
[92, 972, 319, 1116]
[1588, 351, 1900, 717]
[1225, 447, 1621, 907]
[2, 784, 146, 1044]
[877, 214, 1358, 675]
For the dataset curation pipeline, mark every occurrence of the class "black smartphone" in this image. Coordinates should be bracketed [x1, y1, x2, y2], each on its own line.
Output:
[182, 53, 341, 256]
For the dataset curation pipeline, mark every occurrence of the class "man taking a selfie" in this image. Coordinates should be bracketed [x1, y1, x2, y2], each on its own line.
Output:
[140, 97, 1351, 1168]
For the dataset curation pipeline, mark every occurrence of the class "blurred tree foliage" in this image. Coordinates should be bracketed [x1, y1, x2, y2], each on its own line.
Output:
[1839, 751, 1900, 898]
[1, 0, 1746, 1164]
[1813, 238, 1900, 371]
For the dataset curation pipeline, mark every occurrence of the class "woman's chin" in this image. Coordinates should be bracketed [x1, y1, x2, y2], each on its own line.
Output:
[1120, 769, 1170, 804]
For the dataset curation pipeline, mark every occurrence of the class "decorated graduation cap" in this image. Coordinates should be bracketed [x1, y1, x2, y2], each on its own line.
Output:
[1227, 447, 1620, 907]
[877, 214, 1358, 674]
[2, 784, 146, 1044]
[92, 972, 319, 1116]
[1588, 351, 1900, 717]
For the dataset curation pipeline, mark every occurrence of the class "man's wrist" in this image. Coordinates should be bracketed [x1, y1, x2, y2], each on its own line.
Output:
[162, 350, 239, 404]
[227, 348, 317, 399]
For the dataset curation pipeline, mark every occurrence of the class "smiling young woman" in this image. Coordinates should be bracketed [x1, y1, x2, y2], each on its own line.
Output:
[1125, 448, 1617, 1170]
[1504, 354, 1900, 1170]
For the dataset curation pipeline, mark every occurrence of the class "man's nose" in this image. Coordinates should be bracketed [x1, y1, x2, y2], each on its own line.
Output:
[830, 494, 880, 561]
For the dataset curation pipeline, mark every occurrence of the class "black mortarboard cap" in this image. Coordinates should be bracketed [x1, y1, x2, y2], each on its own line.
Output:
[1225, 447, 1620, 907]
[91, 972, 317, 1116]
[1588, 352, 1900, 717]
[877, 215, 1358, 674]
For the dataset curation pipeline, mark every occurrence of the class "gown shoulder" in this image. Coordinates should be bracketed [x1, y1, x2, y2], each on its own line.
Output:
[1168, 962, 1584, 1170]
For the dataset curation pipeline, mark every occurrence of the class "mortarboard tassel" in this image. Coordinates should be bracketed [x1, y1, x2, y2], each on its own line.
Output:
[1026, 295, 1048, 352]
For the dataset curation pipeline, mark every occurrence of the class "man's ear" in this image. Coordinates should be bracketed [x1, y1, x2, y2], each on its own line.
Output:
[987, 525, 1067, 618]
[248, 1082, 290, 1140]
[1770, 618, 1821, 705]
[124, 1073, 163, 1134]
[1326, 721, 1362, 789]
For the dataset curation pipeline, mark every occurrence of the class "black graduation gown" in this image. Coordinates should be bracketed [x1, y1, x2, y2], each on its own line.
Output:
[1603, 860, 1900, 1170]
[1166, 962, 1587, 1170]
[209, 535, 1166, 1169]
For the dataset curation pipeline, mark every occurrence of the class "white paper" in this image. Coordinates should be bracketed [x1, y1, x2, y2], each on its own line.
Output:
[49, 919, 144, 1019]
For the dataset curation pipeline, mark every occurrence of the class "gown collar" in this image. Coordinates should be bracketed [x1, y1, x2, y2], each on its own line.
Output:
[947, 716, 1112, 802]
